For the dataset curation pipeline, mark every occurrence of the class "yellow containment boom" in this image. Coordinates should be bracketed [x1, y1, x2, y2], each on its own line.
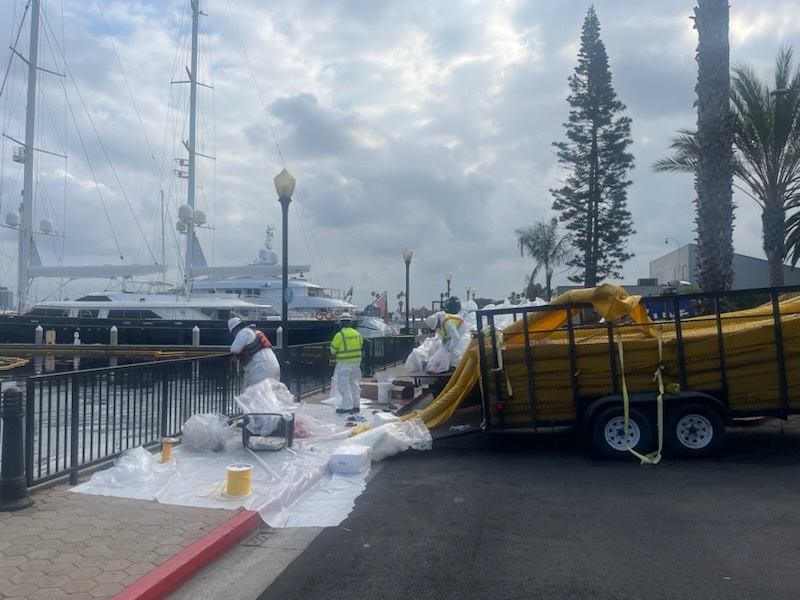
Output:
[349, 284, 652, 437]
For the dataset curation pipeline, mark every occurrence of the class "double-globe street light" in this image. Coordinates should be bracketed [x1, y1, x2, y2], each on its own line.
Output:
[402, 248, 413, 332]
[275, 168, 296, 379]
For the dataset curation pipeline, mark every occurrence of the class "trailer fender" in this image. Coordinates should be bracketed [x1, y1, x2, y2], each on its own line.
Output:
[581, 394, 655, 432]
[659, 391, 728, 422]
[581, 390, 727, 432]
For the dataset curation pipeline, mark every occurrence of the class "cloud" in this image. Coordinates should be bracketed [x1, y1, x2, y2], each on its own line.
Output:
[0, 0, 792, 312]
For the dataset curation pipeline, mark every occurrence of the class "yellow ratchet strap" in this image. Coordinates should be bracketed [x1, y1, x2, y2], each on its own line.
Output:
[617, 331, 663, 465]
[487, 327, 513, 397]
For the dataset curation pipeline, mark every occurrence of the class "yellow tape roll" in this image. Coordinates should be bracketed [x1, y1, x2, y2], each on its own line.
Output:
[226, 463, 253, 497]
[160, 437, 180, 463]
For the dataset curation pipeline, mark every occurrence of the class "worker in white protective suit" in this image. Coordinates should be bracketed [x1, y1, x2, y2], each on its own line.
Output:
[426, 296, 467, 370]
[228, 317, 281, 388]
[329, 313, 364, 414]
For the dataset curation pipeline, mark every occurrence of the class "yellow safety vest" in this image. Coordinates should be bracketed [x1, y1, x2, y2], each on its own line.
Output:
[330, 327, 363, 363]
[438, 314, 464, 341]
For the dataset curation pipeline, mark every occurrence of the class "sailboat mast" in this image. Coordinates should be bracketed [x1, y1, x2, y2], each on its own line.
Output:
[183, 0, 200, 295]
[17, 0, 41, 313]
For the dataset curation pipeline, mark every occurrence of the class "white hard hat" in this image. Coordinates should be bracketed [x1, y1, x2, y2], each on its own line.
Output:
[227, 317, 243, 332]
[426, 314, 439, 329]
[339, 312, 352, 322]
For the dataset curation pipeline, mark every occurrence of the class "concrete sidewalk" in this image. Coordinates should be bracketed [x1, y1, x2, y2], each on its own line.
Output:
[0, 481, 259, 599]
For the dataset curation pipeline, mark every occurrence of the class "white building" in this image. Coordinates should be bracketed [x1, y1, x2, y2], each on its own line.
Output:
[553, 245, 800, 300]
[651, 244, 800, 290]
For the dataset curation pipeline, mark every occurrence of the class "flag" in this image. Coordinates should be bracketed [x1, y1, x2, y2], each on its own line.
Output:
[371, 291, 388, 323]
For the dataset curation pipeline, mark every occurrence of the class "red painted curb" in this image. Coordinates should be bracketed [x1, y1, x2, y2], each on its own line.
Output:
[111, 509, 264, 600]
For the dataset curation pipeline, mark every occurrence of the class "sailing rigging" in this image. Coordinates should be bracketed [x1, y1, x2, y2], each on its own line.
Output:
[0, 0, 353, 345]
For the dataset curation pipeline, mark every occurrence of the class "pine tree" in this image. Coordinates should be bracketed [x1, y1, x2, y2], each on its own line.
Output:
[551, 6, 635, 287]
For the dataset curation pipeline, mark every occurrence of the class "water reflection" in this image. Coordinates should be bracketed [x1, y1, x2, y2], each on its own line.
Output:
[1, 353, 161, 389]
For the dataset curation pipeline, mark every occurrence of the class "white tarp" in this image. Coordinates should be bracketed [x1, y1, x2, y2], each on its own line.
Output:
[71, 380, 432, 528]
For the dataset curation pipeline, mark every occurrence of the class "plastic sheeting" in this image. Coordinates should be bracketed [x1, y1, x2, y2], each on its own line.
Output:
[71, 382, 432, 528]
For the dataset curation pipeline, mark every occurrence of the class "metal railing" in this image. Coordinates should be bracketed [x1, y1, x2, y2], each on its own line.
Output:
[282, 335, 416, 394]
[0, 335, 416, 489]
[23, 354, 241, 487]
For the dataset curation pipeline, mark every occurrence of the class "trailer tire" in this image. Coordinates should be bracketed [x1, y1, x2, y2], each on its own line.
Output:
[665, 403, 725, 458]
[591, 406, 653, 460]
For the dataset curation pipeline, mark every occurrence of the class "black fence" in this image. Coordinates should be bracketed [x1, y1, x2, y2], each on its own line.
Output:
[282, 335, 416, 395]
[22, 354, 240, 487]
[0, 334, 415, 489]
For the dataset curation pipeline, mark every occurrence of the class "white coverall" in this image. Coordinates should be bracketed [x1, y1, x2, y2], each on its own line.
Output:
[439, 314, 466, 368]
[231, 327, 280, 388]
[335, 362, 362, 411]
[330, 326, 363, 411]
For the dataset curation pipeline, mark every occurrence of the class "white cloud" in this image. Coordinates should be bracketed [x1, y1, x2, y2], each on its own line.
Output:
[0, 0, 792, 311]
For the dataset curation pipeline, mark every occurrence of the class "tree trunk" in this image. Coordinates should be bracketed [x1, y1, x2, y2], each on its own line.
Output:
[694, 0, 735, 294]
[763, 198, 786, 286]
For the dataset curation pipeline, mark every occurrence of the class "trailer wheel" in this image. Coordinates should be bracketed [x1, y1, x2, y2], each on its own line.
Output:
[591, 406, 653, 460]
[665, 403, 725, 458]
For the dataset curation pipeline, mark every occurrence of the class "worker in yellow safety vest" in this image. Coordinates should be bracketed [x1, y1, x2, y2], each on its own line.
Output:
[330, 313, 364, 414]
[428, 297, 466, 369]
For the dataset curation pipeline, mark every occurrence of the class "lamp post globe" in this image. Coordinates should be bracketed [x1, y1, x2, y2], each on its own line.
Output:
[275, 168, 296, 380]
[402, 248, 413, 332]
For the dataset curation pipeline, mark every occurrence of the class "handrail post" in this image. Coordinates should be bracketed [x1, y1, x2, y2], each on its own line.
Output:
[0, 387, 34, 511]
[70, 375, 80, 486]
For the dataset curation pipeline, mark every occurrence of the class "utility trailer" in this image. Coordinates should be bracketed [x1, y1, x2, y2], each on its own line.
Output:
[474, 284, 800, 460]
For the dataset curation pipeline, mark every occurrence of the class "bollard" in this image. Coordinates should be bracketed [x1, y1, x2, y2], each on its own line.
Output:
[34, 325, 43, 345]
[110, 325, 118, 346]
[192, 325, 200, 346]
[0, 387, 34, 511]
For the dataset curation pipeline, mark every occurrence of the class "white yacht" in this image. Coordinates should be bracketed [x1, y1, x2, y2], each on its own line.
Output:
[188, 226, 358, 322]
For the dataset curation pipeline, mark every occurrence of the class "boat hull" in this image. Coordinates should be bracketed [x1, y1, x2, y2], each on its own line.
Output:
[0, 315, 339, 346]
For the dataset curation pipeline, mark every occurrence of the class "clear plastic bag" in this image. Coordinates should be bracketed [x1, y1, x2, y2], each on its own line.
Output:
[234, 378, 296, 416]
[182, 413, 233, 452]
[426, 345, 451, 373]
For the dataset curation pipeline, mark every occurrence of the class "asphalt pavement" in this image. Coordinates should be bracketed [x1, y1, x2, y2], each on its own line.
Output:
[175, 416, 800, 600]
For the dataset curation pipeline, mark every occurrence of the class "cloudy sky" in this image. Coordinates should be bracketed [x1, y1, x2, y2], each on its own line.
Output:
[0, 0, 797, 312]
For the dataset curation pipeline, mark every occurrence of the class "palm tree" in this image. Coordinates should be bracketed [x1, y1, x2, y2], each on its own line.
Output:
[654, 45, 800, 287]
[693, 0, 735, 293]
[515, 217, 572, 300]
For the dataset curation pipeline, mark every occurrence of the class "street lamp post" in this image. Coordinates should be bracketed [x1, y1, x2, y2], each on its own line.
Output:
[275, 168, 296, 379]
[665, 237, 681, 281]
[445, 272, 452, 298]
[402, 248, 413, 333]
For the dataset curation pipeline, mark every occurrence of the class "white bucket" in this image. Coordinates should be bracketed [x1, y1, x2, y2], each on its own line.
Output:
[377, 382, 393, 404]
